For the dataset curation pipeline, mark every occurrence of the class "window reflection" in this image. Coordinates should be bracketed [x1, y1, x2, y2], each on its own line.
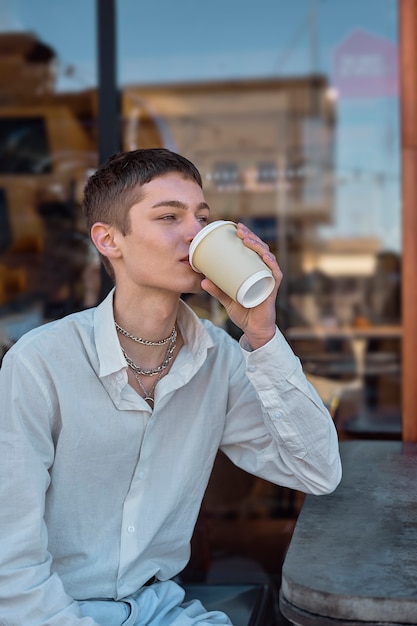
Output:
[0, 23, 97, 360]
[117, 0, 401, 432]
[0, 117, 51, 174]
[0, 0, 402, 432]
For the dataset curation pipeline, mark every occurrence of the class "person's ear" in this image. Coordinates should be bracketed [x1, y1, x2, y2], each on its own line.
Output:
[90, 222, 122, 261]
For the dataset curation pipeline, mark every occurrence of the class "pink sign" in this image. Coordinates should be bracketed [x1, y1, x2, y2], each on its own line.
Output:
[332, 28, 398, 99]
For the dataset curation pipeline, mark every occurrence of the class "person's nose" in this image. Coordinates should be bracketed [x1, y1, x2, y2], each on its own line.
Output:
[185, 216, 204, 244]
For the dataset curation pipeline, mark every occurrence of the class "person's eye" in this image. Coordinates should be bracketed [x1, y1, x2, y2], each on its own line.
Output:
[160, 214, 177, 221]
[197, 215, 209, 224]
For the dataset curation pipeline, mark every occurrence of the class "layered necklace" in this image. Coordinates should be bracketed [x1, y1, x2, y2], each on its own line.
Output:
[115, 321, 177, 406]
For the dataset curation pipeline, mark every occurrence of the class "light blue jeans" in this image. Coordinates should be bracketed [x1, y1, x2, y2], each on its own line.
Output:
[78, 580, 232, 626]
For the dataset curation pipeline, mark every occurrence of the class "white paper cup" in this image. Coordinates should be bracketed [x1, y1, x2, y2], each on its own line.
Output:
[189, 221, 275, 308]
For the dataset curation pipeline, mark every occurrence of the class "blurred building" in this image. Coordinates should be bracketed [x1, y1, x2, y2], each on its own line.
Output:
[0, 3, 406, 437]
[123, 77, 335, 225]
[0, 32, 57, 101]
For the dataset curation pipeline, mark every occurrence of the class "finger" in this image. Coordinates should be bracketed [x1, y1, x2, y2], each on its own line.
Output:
[236, 223, 270, 254]
[235, 225, 283, 292]
[263, 251, 283, 281]
[236, 222, 267, 243]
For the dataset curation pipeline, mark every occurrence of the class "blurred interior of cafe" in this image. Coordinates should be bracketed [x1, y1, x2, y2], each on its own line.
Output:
[0, 0, 415, 609]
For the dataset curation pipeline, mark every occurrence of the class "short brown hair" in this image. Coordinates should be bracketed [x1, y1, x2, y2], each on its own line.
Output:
[83, 148, 203, 278]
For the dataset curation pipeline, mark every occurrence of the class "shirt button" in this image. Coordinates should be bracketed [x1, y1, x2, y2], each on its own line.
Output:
[127, 525, 135, 533]
[137, 471, 145, 480]
[247, 366, 256, 373]
[272, 411, 282, 419]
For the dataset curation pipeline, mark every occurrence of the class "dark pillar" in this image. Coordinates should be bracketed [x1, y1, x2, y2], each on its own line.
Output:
[96, 0, 120, 298]
[97, 0, 120, 163]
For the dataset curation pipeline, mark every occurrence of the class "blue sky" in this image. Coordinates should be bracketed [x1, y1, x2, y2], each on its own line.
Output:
[2, 0, 398, 87]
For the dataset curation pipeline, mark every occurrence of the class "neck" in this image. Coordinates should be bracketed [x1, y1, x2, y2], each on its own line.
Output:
[113, 287, 180, 343]
[113, 287, 183, 372]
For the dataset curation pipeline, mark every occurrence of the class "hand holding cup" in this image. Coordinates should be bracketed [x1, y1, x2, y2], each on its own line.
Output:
[189, 220, 275, 308]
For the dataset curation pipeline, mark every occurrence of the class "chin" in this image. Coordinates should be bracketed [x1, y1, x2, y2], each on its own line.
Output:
[181, 274, 202, 292]
[189, 280, 204, 294]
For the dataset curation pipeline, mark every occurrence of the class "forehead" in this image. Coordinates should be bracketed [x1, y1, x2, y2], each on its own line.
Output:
[145, 172, 202, 190]
[138, 172, 206, 203]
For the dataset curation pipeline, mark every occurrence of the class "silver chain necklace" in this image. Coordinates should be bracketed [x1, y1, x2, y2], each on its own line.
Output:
[121, 329, 176, 377]
[121, 334, 176, 406]
[122, 338, 176, 405]
[115, 321, 176, 347]
[117, 322, 177, 406]
[131, 369, 164, 406]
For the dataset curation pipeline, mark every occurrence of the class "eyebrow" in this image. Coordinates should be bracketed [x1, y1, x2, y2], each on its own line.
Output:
[151, 200, 210, 212]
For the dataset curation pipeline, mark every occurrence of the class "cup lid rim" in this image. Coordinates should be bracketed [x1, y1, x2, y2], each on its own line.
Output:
[236, 269, 275, 307]
[189, 220, 236, 270]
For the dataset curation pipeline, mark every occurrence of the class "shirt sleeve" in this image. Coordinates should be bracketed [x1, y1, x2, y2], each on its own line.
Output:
[0, 351, 99, 626]
[219, 327, 342, 495]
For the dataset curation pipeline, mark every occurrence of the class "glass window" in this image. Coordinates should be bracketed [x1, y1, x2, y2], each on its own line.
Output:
[212, 162, 240, 190]
[0, 1, 98, 357]
[0, 1, 402, 436]
[0, 117, 51, 174]
[118, 0, 401, 430]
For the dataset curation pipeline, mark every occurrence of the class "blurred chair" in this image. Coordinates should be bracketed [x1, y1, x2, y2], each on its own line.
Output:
[305, 372, 362, 419]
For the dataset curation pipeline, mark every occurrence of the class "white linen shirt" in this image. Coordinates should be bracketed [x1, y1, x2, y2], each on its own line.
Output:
[0, 289, 341, 625]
